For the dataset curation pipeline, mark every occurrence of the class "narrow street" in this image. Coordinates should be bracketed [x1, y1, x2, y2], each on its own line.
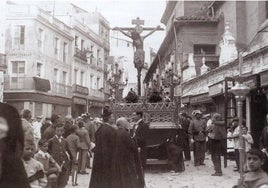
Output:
[66, 154, 239, 188]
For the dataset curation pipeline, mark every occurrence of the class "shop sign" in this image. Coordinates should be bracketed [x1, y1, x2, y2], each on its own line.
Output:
[242, 75, 258, 89]
[209, 82, 223, 97]
[72, 84, 89, 95]
[190, 93, 212, 104]
[73, 97, 87, 105]
[260, 70, 268, 87]
[88, 100, 104, 107]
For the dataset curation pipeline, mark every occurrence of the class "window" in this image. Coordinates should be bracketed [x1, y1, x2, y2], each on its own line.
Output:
[12, 25, 25, 49]
[90, 75, 93, 89]
[97, 77, 100, 89]
[54, 37, 59, 57]
[194, 45, 216, 55]
[80, 71, 84, 86]
[20, 26, 25, 45]
[12, 61, 25, 74]
[53, 68, 58, 82]
[75, 36, 79, 47]
[62, 71, 67, 85]
[37, 63, 42, 77]
[81, 39, 84, 50]
[97, 49, 100, 66]
[38, 28, 44, 51]
[63, 42, 67, 62]
[74, 69, 78, 84]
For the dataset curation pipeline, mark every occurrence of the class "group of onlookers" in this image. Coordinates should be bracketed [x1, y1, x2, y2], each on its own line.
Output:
[177, 109, 268, 187]
[0, 102, 106, 188]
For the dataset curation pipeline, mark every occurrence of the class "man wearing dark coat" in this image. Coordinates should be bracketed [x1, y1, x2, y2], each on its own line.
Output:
[132, 111, 149, 168]
[111, 117, 145, 188]
[89, 106, 116, 188]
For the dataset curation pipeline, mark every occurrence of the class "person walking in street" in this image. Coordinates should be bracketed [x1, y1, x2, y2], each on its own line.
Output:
[188, 110, 207, 166]
[230, 117, 240, 172]
[33, 115, 43, 148]
[111, 117, 145, 188]
[259, 113, 268, 174]
[76, 120, 91, 175]
[43, 114, 60, 140]
[89, 106, 116, 188]
[206, 113, 226, 176]
[48, 122, 71, 188]
[21, 109, 35, 149]
[178, 111, 191, 161]
[66, 124, 81, 186]
[132, 110, 149, 168]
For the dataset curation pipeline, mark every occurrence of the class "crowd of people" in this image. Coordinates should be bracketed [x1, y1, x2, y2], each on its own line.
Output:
[176, 109, 268, 187]
[1, 101, 268, 187]
[0, 103, 147, 188]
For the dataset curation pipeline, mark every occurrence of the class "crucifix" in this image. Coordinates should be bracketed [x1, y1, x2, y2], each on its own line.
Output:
[113, 17, 163, 96]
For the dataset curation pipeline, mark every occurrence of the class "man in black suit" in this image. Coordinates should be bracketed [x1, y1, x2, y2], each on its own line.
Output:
[132, 111, 149, 168]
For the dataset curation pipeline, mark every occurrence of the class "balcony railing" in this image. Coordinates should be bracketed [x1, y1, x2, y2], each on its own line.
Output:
[194, 54, 219, 69]
[74, 48, 88, 62]
[50, 82, 72, 96]
[4, 76, 35, 90]
[89, 89, 105, 99]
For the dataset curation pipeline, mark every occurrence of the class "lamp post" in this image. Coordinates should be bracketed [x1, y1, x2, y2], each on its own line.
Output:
[230, 53, 250, 187]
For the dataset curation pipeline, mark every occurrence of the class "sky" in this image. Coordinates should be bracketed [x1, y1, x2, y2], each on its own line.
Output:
[69, 0, 167, 90]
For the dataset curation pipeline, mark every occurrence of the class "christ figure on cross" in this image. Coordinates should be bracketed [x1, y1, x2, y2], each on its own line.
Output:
[114, 25, 161, 70]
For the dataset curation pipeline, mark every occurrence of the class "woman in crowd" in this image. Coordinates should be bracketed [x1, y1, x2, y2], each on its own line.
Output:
[0, 102, 31, 188]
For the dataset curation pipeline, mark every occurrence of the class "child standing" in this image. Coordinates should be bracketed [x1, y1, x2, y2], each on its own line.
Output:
[66, 124, 81, 186]
[34, 139, 61, 188]
[233, 148, 268, 188]
[22, 140, 47, 188]
[48, 123, 71, 188]
[242, 126, 254, 152]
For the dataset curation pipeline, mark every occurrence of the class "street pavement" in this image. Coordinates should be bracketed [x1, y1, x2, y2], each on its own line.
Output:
[66, 153, 240, 188]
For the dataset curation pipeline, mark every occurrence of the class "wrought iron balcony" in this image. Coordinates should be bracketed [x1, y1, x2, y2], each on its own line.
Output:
[74, 47, 88, 62]
[51, 82, 72, 96]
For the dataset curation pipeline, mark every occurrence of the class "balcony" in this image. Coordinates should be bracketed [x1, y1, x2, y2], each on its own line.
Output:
[50, 82, 72, 96]
[88, 89, 105, 100]
[4, 76, 35, 90]
[74, 48, 88, 62]
[4, 76, 51, 92]
[194, 54, 219, 70]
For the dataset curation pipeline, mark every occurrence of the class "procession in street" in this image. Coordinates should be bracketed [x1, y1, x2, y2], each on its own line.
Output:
[1, 0, 268, 188]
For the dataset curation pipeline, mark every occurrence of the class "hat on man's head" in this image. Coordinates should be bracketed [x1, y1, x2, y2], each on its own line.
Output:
[231, 117, 239, 122]
[36, 115, 43, 119]
[194, 110, 202, 115]
[102, 106, 112, 118]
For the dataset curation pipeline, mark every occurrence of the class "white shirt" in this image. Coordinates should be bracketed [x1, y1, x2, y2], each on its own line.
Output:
[32, 121, 42, 139]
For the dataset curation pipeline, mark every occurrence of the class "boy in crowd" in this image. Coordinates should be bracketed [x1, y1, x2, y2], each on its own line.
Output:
[66, 124, 81, 186]
[48, 123, 71, 188]
[34, 139, 61, 188]
[22, 140, 47, 188]
[233, 148, 268, 188]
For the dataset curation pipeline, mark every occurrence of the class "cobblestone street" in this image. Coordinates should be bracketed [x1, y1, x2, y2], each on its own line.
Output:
[66, 154, 239, 188]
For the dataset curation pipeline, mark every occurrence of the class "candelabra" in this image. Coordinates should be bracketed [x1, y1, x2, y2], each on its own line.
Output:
[108, 62, 128, 103]
[161, 63, 181, 101]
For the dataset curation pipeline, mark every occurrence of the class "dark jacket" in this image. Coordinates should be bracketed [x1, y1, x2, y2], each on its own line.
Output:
[89, 123, 116, 188]
[111, 128, 144, 188]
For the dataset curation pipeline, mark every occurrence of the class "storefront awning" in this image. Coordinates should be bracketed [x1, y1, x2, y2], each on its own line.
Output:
[33, 77, 50, 92]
